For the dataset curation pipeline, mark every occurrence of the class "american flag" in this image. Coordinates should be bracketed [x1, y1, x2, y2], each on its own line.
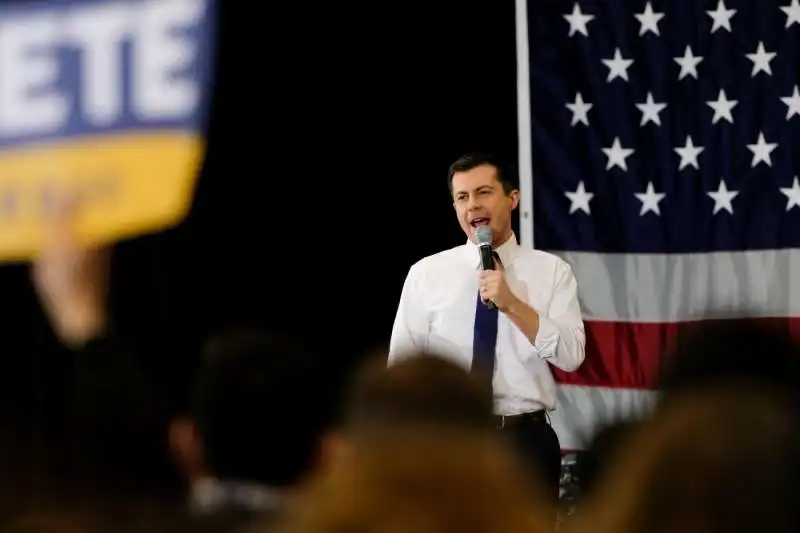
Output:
[515, 0, 800, 450]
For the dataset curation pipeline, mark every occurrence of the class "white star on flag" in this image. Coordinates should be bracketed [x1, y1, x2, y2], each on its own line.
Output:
[707, 179, 739, 215]
[746, 42, 776, 77]
[674, 136, 704, 170]
[781, 85, 800, 119]
[707, 0, 736, 33]
[565, 181, 593, 214]
[564, 3, 594, 37]
[781, 0, 800, 28]
[747, 132, 778, 167]
[706, 89, 738, 124]
[602, 48, 634, 82]
[636, 92, 667, 126]
[566, 92, 593, 126]
[780, 177, 800, 211]
[674, 45, 703, 80]
[602, 137, 635, 171]
[634, 182, 666, 216]
[635, 2, 665, 36]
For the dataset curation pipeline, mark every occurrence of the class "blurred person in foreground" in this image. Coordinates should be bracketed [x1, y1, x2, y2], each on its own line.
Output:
[567, 385, 800, 533]
[658, 317, 800, 406]
[572, 419, 639, 498]
[340, 350, 497, 437]
[388, 152, 586, 506]
[167, 327, 336, 529]
[278, 430, 551, 533]
[275, 352, 552, 533]
[31, 199, 337, 531]
[575, 317, 800, 502]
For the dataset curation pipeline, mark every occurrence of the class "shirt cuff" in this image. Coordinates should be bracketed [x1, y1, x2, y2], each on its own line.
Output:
[534, 315, 560, 359]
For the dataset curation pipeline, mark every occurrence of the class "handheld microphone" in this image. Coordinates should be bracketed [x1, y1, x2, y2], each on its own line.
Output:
[475, 226, 497, 309]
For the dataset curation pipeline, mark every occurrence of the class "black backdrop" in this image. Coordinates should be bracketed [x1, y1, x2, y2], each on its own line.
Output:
[0, 0, 519, 443]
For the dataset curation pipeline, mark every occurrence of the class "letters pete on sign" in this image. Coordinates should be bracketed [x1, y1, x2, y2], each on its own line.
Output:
[0, 0, 215, 261]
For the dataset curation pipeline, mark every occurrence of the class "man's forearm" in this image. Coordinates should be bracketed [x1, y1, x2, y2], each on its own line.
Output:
[503, 296, 541, 345]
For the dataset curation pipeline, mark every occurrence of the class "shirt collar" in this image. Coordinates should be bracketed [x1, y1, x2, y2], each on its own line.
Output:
[189, 477, 283, 515]
[464, 231, 519, 269]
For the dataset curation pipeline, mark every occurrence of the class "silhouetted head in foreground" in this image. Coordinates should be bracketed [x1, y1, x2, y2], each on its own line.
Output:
[341, 352, 495, 436]
[571, 385, 800, 533]
[658, 317, 800, 405]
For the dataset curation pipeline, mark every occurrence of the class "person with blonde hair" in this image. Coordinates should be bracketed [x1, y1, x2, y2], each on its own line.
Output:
[277, 428, 551, 533]
[270, 352, 554, 533]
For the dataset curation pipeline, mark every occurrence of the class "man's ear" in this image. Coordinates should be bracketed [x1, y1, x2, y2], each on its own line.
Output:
[168, 416, 206, 482]
[509, 189, 520, 210]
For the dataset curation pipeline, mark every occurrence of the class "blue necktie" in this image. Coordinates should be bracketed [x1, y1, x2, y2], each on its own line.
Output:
[471, 252, 500, 378]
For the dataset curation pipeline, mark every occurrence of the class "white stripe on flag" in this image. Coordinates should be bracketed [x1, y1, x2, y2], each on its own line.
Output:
[551, 385, 658, 450]
[555, 250, 800, 322]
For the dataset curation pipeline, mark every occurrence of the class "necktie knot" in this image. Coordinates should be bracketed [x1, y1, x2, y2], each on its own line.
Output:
[492, 251, 502, 267]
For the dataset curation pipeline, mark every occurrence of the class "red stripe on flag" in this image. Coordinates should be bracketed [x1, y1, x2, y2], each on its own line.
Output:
[553, 317, 800, 389]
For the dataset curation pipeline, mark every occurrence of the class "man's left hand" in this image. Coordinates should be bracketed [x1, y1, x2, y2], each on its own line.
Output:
[479, 270, 519, 312]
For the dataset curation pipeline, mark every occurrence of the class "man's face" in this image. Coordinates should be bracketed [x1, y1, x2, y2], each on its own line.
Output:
[451, 164, 519, 244]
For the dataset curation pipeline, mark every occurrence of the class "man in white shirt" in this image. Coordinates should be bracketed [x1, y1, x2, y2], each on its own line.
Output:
[388, 152, 586, 507]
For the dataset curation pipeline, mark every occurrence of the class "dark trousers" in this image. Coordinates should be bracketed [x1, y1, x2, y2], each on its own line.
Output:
[498, 413, 562, 525]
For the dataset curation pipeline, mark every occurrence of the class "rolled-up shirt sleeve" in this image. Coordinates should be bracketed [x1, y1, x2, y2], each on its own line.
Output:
[388, 263, 429, 364]
[533, 260, 586, 372]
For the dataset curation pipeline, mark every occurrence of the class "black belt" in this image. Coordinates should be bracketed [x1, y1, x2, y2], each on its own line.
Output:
[493, 410, 547, 429]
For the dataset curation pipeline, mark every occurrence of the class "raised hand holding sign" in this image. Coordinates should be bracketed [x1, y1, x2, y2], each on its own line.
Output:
[0, 0, 215, 261]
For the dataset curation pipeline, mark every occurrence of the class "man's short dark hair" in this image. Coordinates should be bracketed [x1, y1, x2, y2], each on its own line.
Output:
[342, 353, 495, 434]
[447, 152, 517, 195]
[190, 327, 332, 487]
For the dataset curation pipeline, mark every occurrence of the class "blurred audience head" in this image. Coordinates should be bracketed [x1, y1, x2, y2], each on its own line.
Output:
[570, 385, 800, 533]
[658, 317, 800, 404]
[277, 426, 548, 533]
[575, 419, 639, 496]
[340, 351, 495, 439]
[274, 352, 553, 533]
[169, 327, 334, 489]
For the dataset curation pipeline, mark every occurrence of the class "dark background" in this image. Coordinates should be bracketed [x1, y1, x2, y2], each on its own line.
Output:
[0, 1, 519, 431]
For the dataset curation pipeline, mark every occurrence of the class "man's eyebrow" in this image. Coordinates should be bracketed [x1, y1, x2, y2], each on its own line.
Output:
[454, 185, 495, 195]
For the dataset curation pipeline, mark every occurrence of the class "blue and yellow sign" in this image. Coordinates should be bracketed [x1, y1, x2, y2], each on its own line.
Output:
[0, 0, 214, 261]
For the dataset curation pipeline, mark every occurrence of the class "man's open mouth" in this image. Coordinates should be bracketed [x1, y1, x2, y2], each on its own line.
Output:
[470, 217, 490, 227]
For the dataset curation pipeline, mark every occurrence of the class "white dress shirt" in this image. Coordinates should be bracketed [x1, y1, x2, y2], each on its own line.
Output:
[388, 233, 586, 416]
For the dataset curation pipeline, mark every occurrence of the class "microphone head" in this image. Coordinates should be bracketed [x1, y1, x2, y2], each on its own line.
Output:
[475, 225, 493, 247]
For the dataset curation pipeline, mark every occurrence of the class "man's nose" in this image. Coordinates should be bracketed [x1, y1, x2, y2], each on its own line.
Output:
[467, 195, 482, 210]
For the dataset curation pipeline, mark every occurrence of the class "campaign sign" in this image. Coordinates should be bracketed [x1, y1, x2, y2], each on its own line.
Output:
[0, 0, 214, 261]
